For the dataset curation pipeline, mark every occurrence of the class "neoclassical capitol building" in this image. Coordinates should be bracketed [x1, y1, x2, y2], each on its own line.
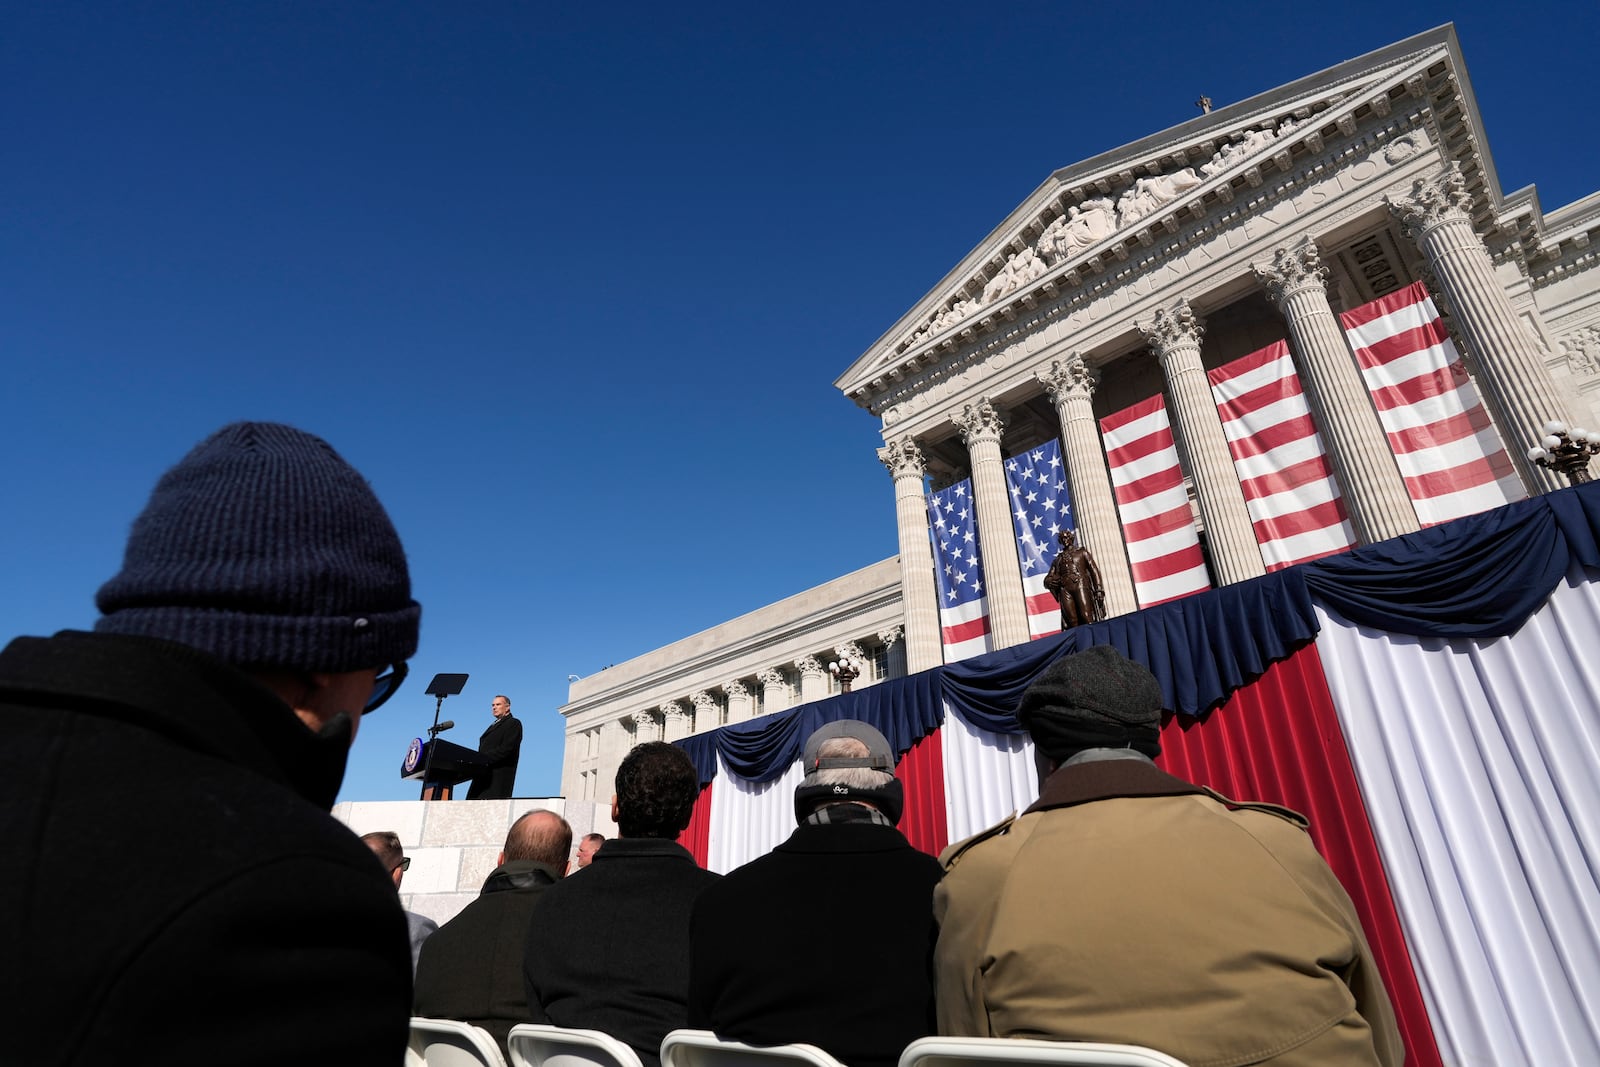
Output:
[559, 25, 1600, 802]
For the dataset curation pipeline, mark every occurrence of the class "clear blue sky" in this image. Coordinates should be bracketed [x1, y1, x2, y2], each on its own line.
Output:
[4, 1, 1595, 803]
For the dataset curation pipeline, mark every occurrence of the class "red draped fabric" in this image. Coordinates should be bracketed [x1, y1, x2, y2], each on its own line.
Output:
[677, 779, 713, 868]
[894, 727, 949, 858]
[1156, 640, 1442, 1067]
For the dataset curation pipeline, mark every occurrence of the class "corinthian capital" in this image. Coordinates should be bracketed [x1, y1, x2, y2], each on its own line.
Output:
[877, 436, 927, 480]
[1387, 163, 1475, 236]
[689, 691, 718, 716]
[757, 668, 787, 690]
[1253, 237, 1327, 305]
[877, 625, 903, 648]
[793, 655, 825, 677]
[1038, 352, 1098, 406]
[1138, 298, 1205, 356]
[956, 397, 1006, 445]
[720, 680, 748, 701]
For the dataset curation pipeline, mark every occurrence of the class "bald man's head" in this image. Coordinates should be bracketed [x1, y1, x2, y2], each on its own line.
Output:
[501, 809, 573, 871]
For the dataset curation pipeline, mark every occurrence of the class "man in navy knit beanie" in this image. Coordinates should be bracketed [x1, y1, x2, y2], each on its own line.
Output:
[0, 422, 422, 1066]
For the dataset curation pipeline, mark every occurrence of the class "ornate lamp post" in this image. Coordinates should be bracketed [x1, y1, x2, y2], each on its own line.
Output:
[828, 654, 862, 694]
[1527, 420, 1600, 486]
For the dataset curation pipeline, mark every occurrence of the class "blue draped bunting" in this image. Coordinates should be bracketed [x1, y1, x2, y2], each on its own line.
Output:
[678, 481, 1600, 784]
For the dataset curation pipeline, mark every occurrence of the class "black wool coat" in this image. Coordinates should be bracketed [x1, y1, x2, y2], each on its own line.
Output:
[688, 820, 944, 1067]
[414, 859, 562, 1054]
[0, 630, 412, 1066]
[467, 714, 522, 799]
[523, 837, 721, 1067]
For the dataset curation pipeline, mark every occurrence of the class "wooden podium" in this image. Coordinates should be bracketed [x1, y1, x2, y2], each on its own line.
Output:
[401, 736, 489, 800]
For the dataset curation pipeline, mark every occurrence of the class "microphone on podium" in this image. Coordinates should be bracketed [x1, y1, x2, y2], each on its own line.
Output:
[429, 720, 454, 735]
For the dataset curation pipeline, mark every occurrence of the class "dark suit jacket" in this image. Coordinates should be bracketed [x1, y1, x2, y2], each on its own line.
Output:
[467, 713, 522, 799]
[523, 838, 720, 1067]
[414, 859, 562, 1053]
[688, 820, 944, 1067]
[0, 630, 412, 1066]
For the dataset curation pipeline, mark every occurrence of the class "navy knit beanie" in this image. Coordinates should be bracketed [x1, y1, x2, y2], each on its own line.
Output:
[95, 422, 421, 673]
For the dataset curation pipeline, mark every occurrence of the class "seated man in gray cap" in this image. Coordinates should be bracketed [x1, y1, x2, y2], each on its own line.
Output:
[934, 645, 1402, 1067]
[0, 422, 420, 1065]
[688, 720, 943, 1067]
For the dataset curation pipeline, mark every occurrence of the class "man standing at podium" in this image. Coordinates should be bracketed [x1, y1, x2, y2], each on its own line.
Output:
[468, 693, 522, 799]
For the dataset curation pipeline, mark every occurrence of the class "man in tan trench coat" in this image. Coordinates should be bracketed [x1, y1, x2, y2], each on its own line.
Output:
[933, 646, 1403, 1066]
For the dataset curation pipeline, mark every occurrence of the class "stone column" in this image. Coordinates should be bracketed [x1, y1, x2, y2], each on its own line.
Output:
[597, 717, 631, 802]
[795, 655, 828, 704]
[1389, 164, 1573, 492]
[878, 626, 906, 680]
[1255, 238, 1420, 542]
[636, 709, 664, 745]
[878, 437, 942, 672]
[560, 729, 583, 800]
[1038, 353, 1139, 616]
[713, 685, 744, 728]
[1139, 300, 1265, 585]
[758, 668, 789, 714]
[954, 398, 1032, 648]
[660, 701, 693, 743]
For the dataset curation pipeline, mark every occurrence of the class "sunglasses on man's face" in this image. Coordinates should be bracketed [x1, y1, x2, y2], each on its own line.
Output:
[393, 857, 411, 873]
[365, 662, 410, 714]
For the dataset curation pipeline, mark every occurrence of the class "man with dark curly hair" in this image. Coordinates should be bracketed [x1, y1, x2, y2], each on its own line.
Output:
[521, 742, 719, 1067]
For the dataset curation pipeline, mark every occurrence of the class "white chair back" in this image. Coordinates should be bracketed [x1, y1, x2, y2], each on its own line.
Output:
[898, 1036, 1189, 1067]
[660, 1028, 846, 1067]
[507, 1023, 646, 1067]
[408, 1017, 510, 1067]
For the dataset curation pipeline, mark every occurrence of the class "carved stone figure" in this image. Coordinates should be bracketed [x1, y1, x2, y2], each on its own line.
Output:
[1042, 529, 1106, 630]
[982, 246, 1046, 304]
[1117, 169, 1204, 225]
[1201, 126, 1281, 178]
[1039, 199, 1117, 264]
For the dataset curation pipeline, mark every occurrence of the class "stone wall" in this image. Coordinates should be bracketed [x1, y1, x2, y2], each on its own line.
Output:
[334, 797, 615, 927]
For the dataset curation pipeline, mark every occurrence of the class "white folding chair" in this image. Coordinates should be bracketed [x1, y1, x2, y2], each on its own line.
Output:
[660, 1028, 846, 1067]
[898, 1036, 1189, 1067]
[407, 1017, 510, 1067]
[507, 1023, 646, 1067]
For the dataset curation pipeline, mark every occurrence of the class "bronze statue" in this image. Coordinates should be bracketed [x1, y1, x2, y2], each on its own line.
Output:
[1043, 529, 1107, 630]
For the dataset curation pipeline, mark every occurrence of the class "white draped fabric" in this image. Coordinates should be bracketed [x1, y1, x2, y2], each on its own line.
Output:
[1315, 569, 1600, 1067]
[706, 754, 804, 874]
[940, 708, 1038, 845]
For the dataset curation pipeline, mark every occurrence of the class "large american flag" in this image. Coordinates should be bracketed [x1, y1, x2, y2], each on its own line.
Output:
[1208, 340, 1356, 569]
[1004, 438, 1073, 638]
[1340, 282, 1524, 526]
[926, 479, 992, 662]
[1100, 394, 1212, 607]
